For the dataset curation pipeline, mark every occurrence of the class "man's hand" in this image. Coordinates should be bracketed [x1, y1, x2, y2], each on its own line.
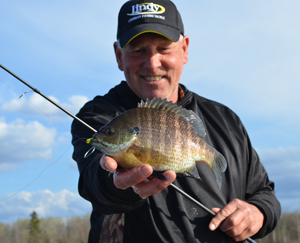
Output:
[209, 199, 264, 242]
[100, 154, 176, 199]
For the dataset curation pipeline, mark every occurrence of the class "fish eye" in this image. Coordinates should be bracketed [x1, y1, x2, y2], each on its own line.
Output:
[105, 128, 114, 136]
[132, 127, 140, 135]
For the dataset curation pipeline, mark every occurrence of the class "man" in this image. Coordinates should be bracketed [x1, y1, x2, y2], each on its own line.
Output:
[72, 0, 281, 242]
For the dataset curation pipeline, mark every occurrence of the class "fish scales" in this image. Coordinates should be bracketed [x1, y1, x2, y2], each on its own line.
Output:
[139, 108, 171, 166]
[88, 98, 227, 189]
[127, 108, 204, 172]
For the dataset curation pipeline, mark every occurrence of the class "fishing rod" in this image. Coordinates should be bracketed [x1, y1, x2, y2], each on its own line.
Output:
[0, 64, 256, 243]
[0, 64, 97, 133]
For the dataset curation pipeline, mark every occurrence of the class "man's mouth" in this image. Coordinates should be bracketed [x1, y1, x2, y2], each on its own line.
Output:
[143, 76, 163, 81]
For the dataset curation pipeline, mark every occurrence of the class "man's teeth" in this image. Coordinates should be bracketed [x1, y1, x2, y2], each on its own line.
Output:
[144, 76, 162, 81]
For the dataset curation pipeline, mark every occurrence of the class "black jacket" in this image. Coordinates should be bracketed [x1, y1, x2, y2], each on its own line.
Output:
[71, 81, 281, 243]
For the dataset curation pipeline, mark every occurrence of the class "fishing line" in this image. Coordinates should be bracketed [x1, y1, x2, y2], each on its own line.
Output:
[0, 64, 96, 133]
[0, 144, 73, 203]
[0, 68, 90, 146]
[0, 77, 70, 133]
[0, 67, 93, 200]
[0, 134, 88, 202]
[0, 64, 256, 243]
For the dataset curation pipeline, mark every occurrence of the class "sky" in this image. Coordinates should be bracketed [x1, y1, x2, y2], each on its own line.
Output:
[0, 0, 299, 224]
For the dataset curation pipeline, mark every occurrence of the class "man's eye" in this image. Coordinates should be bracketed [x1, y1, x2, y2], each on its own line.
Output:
[159, 47, 171, 52]
[133, 49, 142, 54]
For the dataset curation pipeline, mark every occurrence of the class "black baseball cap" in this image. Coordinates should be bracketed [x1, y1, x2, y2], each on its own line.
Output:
[117, 0, 184, 48]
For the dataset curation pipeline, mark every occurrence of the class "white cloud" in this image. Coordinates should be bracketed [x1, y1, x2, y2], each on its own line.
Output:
[257, 147, 300, 178]
[61, 95, 89, 116]
[0, 117, 56, 167]
[257, 147, 300, 211]
[0, 189, 91, 223]
[1, 93, 88, 121]
[0, 163, 16, 172]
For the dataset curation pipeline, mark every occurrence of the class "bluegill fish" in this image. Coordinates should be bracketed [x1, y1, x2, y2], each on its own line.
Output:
[87, 98, 227, 189]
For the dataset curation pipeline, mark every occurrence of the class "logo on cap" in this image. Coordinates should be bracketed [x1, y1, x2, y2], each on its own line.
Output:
[128, 3, 165, 16]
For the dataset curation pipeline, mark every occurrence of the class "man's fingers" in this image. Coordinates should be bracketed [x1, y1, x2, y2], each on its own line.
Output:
[132, 170, 176, 198]
[209, 199, 264, 241]
[99, 154, 176, 198]
[100, 154, 118, 172]
[211, 208, 221, 214]
[223, 213, 254, 241]
[209, 202, 238, 231]
[219, 211, 246, 235]
[113, 164, 153, 189]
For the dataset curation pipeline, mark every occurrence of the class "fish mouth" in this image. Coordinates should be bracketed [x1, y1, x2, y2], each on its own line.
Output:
[90, 135, 135, 156]
[90, 135, 102, 144]
[91, 138, 117, 155]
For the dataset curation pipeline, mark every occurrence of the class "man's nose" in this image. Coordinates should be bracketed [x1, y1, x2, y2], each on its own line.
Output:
[143, 53, 161, 70]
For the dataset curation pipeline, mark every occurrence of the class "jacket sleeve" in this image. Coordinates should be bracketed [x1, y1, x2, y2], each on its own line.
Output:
[199, 98, 281, 240]
[244, 140, 281, 239]
[184, 94, 281, 240]
[71, 99, 145, 216]
[235, 115, 281, 239]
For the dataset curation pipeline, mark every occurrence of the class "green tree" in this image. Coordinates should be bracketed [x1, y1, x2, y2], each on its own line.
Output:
[28, 211, 42, 243]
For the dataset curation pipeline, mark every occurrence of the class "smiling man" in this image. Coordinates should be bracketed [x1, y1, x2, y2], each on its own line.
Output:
[71, 0, 281, 242]
[114, 33, 189, 103]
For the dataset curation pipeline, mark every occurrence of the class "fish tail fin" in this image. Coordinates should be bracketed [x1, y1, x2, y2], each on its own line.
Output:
[212, 152, 227, 190]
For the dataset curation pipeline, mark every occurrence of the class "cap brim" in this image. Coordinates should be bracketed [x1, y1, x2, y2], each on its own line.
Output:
[118, 23, 181, 48]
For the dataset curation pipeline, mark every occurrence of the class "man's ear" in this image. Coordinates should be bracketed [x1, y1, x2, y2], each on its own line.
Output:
[114, 42, 124, 71]
[182, 35, 189, 64]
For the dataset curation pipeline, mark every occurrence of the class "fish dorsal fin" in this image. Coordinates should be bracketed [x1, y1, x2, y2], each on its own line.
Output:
[138, 98, 206, 138]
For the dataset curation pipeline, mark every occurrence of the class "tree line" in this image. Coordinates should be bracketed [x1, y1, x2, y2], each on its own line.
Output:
[0, 212, 90, 243]
[257, 211, 300, 243]
[0, 211, 299, 243]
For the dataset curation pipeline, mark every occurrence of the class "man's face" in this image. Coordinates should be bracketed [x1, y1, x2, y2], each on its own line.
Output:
[114, 33, 189, 103]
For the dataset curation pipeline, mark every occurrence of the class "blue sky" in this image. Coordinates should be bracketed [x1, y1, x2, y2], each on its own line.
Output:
[0, 0, 299, 223]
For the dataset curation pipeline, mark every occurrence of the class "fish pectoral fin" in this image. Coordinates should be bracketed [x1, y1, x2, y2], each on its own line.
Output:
[127, 144, 143, 161]
[177, 166, 201, 180]
[129, 145, 168, 166]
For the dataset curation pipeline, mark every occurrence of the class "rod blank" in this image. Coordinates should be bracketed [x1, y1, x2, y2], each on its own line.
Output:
[0, 64, 97, 133]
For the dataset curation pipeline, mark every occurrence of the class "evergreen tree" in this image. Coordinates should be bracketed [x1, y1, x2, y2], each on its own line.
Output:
[28, 211, 42, 243]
